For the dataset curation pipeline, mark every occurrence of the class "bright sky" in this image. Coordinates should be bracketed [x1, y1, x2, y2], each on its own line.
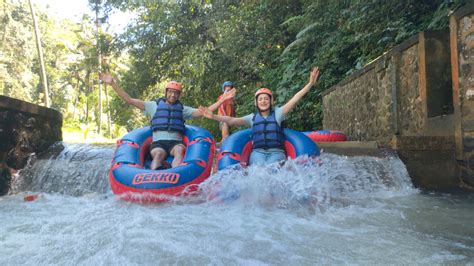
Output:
[35, 0, 135, 34]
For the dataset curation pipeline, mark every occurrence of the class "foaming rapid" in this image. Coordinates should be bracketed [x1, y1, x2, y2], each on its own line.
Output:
[198, 153, 416, 212]
[2, 144, 474, 265]
[9, 142, 114, 196]
[10, 142, 416, 208]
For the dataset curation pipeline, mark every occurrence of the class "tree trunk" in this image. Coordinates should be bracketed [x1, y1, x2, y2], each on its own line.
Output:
[84, 71, 90, 123]
[104, 84, 112, 138]
[1, 2, 12, 49]
[72, 76, 81, 121]
[95, 2, 102, 135]
[28, 0, 49, 107]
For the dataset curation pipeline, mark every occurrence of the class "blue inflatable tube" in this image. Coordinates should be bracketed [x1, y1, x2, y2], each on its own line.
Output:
[216, 128, 320, 171]
[109, 125, 215, 203]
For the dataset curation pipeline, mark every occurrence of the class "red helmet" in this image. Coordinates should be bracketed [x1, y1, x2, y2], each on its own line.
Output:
[255, 88, 273, 99]
[166, 81, 183, 92]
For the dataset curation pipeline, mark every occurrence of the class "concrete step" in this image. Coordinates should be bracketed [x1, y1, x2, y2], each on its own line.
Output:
[316, 141, 391, 157]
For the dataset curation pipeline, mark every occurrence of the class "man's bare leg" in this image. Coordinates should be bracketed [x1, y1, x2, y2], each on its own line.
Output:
[170, 144, 186, 167]
[150, 147, 167, 170]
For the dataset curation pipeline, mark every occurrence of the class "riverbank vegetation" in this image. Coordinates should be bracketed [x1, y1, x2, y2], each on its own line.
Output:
[0, 0, 466, 141]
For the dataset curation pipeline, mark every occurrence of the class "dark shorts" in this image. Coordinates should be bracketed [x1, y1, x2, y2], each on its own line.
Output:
[149, 140, 185, 155]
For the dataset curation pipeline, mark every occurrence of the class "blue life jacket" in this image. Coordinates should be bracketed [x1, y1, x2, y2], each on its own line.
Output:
[150, 98, 185, 134]
[251, 111, 285, 150]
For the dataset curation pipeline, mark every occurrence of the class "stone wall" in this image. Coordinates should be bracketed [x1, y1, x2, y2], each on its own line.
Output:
[322, 31, 452, 143]
[321, 29, 458, 189]
[0, 96, 62, 195]
[398, 44, 424, 135]
[451, 3, 474, 188]
[322, 55, 395, 143]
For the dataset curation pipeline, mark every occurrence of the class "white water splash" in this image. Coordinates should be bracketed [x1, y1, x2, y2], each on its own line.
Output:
[198, 153, 417, 213]
[10, 142, 114, 196]
[3, 145, 473, 265]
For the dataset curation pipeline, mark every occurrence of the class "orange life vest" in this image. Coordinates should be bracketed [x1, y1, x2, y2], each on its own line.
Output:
[217, 95, 236, 117]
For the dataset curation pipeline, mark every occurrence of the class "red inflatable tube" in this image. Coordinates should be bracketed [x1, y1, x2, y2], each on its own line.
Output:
[304, 130, 347, 142]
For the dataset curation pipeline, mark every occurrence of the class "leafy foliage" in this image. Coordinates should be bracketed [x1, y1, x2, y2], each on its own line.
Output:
[97, 0, 465, 135]
[2, 0, 467, 140]
[1, 0, 129, 139]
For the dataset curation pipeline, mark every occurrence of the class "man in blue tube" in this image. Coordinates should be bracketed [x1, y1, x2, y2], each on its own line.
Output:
[100, 73, 235, 170]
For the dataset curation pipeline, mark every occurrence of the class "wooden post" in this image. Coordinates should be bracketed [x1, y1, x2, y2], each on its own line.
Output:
[450, 12, 463, 161]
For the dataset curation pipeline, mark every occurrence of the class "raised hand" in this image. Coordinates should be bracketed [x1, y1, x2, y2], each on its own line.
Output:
[198, 106, 214, 119]
[222, 88, 236, 100]
[99, 73, 115, 85]
[308, 67, 320, 86]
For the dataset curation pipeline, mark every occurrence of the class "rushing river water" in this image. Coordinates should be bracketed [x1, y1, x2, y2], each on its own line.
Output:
[1, 143, 473, 265]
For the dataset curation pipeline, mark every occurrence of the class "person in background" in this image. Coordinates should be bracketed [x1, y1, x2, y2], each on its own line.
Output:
[199, 67, 320, 165]
[100, 73, 235, 170]
[217, 81, 236, 142]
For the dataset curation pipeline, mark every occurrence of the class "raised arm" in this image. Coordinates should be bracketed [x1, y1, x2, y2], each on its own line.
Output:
[281, 67, 320, 116]
[99, 73, 145, 110]
[191, 88, 236, 118]
[198, 106, 248, 127]
[208, 88, 236, 112]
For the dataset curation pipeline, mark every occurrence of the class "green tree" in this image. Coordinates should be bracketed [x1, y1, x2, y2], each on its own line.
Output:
[90, 0, 467, 134]
[1, 0, 37, 101]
